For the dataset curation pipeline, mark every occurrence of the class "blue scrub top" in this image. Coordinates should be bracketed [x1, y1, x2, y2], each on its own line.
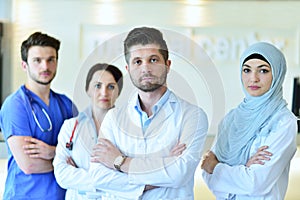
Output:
[0, 85, 78, 200]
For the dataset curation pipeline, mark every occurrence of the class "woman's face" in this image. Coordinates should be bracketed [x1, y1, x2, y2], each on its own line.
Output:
[242, 58, 273, 97]
[87, 70, 120, 109]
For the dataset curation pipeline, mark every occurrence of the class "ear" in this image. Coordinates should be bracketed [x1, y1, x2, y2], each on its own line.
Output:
[21, 61, 27, 71]
[166, 60, 171, 73]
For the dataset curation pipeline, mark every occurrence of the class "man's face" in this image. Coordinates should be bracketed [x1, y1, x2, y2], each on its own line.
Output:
[23, 46, 57, 85]
[126, 44, 170, 92]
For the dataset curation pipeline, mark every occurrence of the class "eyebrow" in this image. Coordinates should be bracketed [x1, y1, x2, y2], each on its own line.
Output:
[132, 56, 141, 61]
[149, 54, 160, 58]
[32, 55, 56, 59]
[93, 81, 117, 85]
[242, 64, 271, 69]
[132, 54, 160, 60]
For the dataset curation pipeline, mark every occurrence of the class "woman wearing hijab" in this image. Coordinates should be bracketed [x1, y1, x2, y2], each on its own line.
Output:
[201, 42, 298, 200]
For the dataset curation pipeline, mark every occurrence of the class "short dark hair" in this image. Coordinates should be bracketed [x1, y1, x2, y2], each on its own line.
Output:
[85, 63, 123, 95]
[123, 27, 169, 64]
[21, 32, 60, 62]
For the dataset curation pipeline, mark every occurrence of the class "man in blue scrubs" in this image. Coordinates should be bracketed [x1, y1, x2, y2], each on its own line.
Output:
[0, 32, 78, 200]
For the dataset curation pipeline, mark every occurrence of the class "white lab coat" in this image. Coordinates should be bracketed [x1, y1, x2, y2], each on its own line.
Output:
[89, 90, 209, 199]
[202, 108, 297, 200]
[53, 107, 144, 200]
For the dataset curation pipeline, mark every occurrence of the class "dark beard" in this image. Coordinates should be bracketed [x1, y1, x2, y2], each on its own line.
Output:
[136, 83, 163, 92]
[30, 70, 56, 85]
[130, 71, 167, 92]
[35, 78, 54, 85]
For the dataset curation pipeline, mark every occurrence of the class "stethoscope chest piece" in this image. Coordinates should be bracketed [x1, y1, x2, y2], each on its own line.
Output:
[66, 141, 73, 150]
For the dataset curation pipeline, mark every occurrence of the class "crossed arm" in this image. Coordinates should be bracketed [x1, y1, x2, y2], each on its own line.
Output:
[90, 138, 186, 173]
[65, 139, 186, 193]
[8, 136, 56, 174]
[201, 145, 273, 174]
[88, 106, 208, 195]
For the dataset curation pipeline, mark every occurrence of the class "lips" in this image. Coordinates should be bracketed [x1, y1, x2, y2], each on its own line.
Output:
[99, 99, 109, 102]
[141, 75, 155, 82]
[248, 85, 260, 90]
[40, 71, 51, 76]
[142, 77, 153, 81]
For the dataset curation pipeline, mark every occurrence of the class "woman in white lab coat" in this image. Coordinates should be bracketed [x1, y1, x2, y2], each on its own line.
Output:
[201, 42, 298, 200]
[53, 63, 140, 199]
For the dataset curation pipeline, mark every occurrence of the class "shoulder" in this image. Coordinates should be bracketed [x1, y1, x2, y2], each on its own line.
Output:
[61, 116, 77, 126]
[170, 91, 207, 114]
[221, 108, 235, 121]
[60, 110, 91, 132]
[168, 92, 209, 129]
[1, 88, 29, 114]
[51, 91, 72, 103]
[0, 88, 32, 138]
[103, 104, 134, 126]
[255, 108, 298, 139]
[51, 90, 78, 116]
[59, 117, 78, 137]
[271, 108, 297, 127]
[105, 106, 123, 118]
[2, 87, 26, 104]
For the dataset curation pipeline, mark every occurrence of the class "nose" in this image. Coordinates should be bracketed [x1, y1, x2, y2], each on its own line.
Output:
[40, 59, 50, 70]
[100, 86, 109, 96]
[250, 72, 259, 82]
[141, 63, 151, 73]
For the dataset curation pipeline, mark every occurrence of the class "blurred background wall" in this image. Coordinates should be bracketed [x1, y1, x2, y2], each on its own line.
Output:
[1, 0, 300, 136]
[0, 0, 300, 134]
[1, 1, 300, 199]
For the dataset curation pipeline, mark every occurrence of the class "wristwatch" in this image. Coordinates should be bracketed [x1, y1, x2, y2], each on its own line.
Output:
[113, 155, 127, 172]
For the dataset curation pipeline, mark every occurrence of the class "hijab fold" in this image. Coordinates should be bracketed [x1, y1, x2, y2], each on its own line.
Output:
[215, 42, 287, 166]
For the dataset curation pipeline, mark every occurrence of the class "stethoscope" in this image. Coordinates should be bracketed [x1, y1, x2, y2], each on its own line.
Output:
[24, 88, 53, 132]
[25, 85, 76, 150]
[32, 104, 53, 132]
[66, 119, 78, 150]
